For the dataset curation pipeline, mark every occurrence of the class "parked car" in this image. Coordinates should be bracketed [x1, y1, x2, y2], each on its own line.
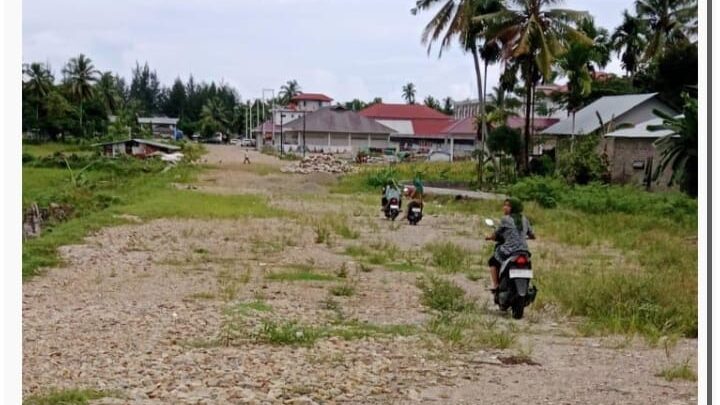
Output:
[240, 138, 256, 147]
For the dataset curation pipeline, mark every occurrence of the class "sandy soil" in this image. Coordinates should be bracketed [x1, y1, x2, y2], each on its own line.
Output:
[23, 145, 698, 404]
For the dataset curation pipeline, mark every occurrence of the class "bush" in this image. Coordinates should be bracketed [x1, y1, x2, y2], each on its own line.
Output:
[529, 154, 555, 176]
[509, 176, 567, 208]
[556, 134, 609, 185]
[416, 275, 475, 312]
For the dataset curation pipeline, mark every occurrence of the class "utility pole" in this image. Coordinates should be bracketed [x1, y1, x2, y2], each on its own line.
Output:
[280, 113, 284, 157]
[302, 111, 306, 157]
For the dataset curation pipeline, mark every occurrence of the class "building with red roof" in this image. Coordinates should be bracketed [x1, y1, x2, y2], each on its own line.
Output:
[290, 93, 334, 112]
[359, 103, 470, 153]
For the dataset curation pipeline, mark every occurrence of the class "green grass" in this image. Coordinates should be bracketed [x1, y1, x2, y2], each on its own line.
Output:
[231, 300, 273, 315]
[256, 319, 417, 346]
[656, 361, 697, 382]
[416, 275, 475, 313]
[427, 312, 516, 349]
[22, 142, 89, 157]
[426, 241, 471, 273]
[23, 388, 116, 405]
[265, 265, 336, 282]
[119, 190, 283, 219]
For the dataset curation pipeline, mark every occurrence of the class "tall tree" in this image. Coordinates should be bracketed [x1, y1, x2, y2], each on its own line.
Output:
[279, 80, 301, 104]
[477, 0, 590, 174]
[22, 62, 54, 126]
[62, 53, 99, 134]
[650, 93, 697, 196]
[412, 0, 503, 155]
[200, 97, 230, 137]
[442, 97, 455, 115]
[635, 0, 697, 60]
[129, 62, 162, 115]
[163, 78, 187, 118]
[611, 10, 648, 77]
[95, 72, 119, 114]
[424, 95, 442, 111]
[402, 82, 417, 104]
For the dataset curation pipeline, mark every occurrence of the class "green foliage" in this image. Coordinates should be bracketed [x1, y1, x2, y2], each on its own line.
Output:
[259, 321, 322, 346]
[656, 360, 697, 382]
[329, 284, 356, 297]
[266, 266, 336, 282]
[426, 242, 470, 273]
[416, 275, 475, 313]
[508, 176, 567, 208]
[486, 125, 521, 158]
[23, 388, 113, 405]
[556, 134, 609, 185]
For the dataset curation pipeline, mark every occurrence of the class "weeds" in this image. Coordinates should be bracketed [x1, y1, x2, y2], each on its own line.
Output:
[314, 225, 331, 244]
[656, 360, 697, 382]
[23, 388, 116, 405]
[416, 275, 475, 312]
[330, 283, 356, 297]
[426, 241, 470, 273]
[266, 265, 336, 282]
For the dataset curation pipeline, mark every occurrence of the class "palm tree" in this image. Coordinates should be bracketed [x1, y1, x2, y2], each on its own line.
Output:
[62, 54, 99, 134]
[412, 0, 502, 149]
[577, 17, 612, 71]
[611, 10, 648, 77]
[635, 0, 697, 60]
[442, 96, 455, 115]
[22, 62, 54, 125]
[424, 95, 442, 111]
[556, 43, 593, 148]
[200, 97, 230, 137]
[279, 80, 301, 105]
[476, 0, 590, 174]
[485, 86, 520, 126]
[650, 93, 697, 196]
[95, 72, 119, 114]
[402, 83, 417, 104]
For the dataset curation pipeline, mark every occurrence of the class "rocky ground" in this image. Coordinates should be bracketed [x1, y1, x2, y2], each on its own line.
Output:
[23, 145, 698, 404]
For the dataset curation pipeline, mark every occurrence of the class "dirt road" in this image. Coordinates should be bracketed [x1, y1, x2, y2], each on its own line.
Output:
[23, 145, 697, 404]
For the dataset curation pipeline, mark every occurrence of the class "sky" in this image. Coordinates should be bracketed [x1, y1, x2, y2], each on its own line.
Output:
[23, 0, 634, 104]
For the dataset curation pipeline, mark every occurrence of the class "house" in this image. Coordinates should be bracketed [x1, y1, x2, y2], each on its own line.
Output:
[603, 117, 676, 190]
[279, 106, 396, 153]
[290, 93, 333, 112]
[359, 103, 455, 153]
[137, 117, 180, 139]
[438, 116, 479, 159]
[541, 93, 677, 142]
[96, 138, 181, 158]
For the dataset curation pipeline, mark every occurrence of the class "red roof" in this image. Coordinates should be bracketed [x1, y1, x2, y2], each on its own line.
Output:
[441, 116, 478, 139]
[360, 103, 452, 136]
[291, 93, 333, 102]
[360, 103, 451, 120]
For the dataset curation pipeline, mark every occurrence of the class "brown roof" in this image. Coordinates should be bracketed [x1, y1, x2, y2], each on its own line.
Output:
[283, 106, 396, 134]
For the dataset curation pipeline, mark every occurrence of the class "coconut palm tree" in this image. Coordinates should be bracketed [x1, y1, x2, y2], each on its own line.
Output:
[62, 54, 99, 134]
[635, 0, 697, 60]
[485, 86, 520, 126]
[95, 72, 119, 114]
[424, 95, 442, 111]
[200, 97, 230, 137]
[22, 62, 54, 125]
[650, 93, 697, 196]
[476, 0, 591, 174]
[412, 0, 502, 146]
[611, 10, 648, 77]
[402, 82, 417, 104]
[279, 80, 301, 105]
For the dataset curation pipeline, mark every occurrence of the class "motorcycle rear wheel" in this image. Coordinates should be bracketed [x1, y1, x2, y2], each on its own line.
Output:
[511, 301, 524, 319]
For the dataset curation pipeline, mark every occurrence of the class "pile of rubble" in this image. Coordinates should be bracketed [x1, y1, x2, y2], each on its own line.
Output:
[281, 154, 355, 174]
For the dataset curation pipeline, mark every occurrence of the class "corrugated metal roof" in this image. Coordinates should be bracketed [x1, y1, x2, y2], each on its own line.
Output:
[377, 119, 414, 134]
[360, 103, 451, 120]
[138, 117, 179, 125]
[282, 106, 396, 134]
[541, 93, 658, 135]
[94, 138, 181, 151]
[605, 117, 678, 138]
[507, 116, 560, 130]
[291, 93, 333, 102]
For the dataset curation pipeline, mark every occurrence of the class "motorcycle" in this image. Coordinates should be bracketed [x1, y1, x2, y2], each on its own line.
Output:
[382, 185, 402, 221]
[484, 218, 537, 319]
[403, 186, 423, 225]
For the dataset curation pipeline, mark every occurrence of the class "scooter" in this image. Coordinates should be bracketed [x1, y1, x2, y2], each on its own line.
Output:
[403, 186, 423, 225]
[382, 185, 402, 221]
[485, 218, 537, 319]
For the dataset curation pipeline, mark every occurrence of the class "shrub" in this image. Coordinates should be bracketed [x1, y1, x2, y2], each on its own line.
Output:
[426, 241, 470, 273]
[416, 275, 474, 312]
[556, 134, 609, 185]
[509, 176, 567, 208]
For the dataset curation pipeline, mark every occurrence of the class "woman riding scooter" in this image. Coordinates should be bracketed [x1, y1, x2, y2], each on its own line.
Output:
[485, 198, 535, 292]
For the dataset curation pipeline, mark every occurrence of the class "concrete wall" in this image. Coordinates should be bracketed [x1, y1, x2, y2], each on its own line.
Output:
[295, 132, 392, 153]
[604, 137, 674, 191]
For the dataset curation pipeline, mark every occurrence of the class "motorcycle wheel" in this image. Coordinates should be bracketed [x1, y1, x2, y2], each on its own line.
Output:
[511, 301, 524, 319]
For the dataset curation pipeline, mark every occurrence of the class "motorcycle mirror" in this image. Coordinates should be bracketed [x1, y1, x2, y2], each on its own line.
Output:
[484, 218, 495, 227]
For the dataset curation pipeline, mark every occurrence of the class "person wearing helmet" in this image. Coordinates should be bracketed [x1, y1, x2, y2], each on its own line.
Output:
[485, 198, 535, 291]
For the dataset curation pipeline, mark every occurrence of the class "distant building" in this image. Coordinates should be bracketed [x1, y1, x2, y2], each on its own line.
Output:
[290, 93, 333, 112]
[95, 138, 181, 158]
[137, 117, 180, 139]
[279, 105, 396, 153]
[359, 103, 456, 153]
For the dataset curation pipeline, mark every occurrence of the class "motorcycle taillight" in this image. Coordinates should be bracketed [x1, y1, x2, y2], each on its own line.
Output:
[390, 198, 398, 204]
[516, 255, 528, 265]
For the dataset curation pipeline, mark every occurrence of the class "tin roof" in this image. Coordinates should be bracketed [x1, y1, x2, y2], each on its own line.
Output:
[282, 106, 396, 134]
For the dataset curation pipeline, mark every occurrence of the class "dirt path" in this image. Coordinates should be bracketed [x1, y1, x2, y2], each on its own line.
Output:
[23, 145, 697, 404]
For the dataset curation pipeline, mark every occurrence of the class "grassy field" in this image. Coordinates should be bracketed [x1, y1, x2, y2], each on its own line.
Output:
[21, 143, 280, 279]
[335, 165, 698, 340]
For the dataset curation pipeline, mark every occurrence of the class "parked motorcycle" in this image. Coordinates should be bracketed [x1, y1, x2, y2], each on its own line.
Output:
[382, 185, 402, 221]
[403, 186, 423, 225]
[485, 218, 537, 319]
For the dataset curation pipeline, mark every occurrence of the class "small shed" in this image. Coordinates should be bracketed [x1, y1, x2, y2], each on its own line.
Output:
[138, 117, 180, 139]
[604, 117, 677, 189]
[96, 138, 181, 158]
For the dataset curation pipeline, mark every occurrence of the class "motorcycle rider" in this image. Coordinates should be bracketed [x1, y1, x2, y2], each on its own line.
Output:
[485, 198, 535, 292]
[381, 179, 401, 211]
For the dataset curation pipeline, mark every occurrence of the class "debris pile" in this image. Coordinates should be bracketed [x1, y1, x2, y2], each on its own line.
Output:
[281, 154, 355, 174]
